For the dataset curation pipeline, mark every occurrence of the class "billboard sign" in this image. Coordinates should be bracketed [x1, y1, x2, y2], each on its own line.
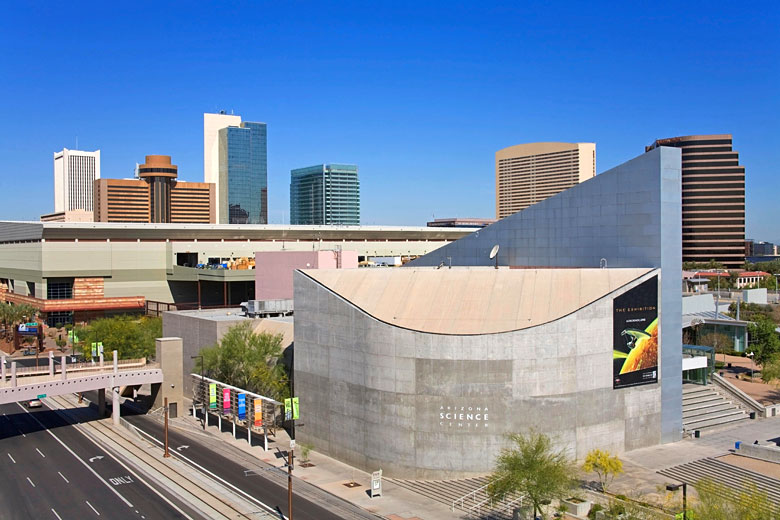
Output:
[237, 393, 246, 420]
[18, 323, 39, 336]
[613, 276, 659, 389]
[208, 384, 217, 409]
[254, 398, 263, 427]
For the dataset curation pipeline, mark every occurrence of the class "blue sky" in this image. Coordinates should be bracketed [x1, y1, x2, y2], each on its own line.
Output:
[1, 2, 778, 238]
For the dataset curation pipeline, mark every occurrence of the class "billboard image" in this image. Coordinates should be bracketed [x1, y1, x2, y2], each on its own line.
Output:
[613, 276, 658, 389]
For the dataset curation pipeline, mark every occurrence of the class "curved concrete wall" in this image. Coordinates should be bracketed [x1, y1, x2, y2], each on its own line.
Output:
[294, 269, 662, 479]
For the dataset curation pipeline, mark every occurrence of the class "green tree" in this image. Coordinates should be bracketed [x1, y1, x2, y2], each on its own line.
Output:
[196, 322, 288, 400]
[487, 431, 576, 520]
[582, 448, 623, 494]
[697, 331, 733, 361]
[76, 315, 161, 359]
[760, 355, 780, 383]
[747, 315, 780, 366]
[693, 478, 773, 520]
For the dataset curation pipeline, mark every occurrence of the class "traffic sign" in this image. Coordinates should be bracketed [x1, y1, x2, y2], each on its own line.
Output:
[37, 394, 46, 399]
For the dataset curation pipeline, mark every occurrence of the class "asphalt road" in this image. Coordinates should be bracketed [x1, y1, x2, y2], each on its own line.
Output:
[114, 402, 368, 520]
[0, 401, 205, 520]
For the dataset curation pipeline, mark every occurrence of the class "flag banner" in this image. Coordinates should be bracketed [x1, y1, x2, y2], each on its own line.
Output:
[292, 396, 300, 420]
[209, 383, 217, 409]
[238, 393, 246, 420]
[254, 398, 263, 427]
[284, 398, 292, 421]
[223, 388, 231, 412]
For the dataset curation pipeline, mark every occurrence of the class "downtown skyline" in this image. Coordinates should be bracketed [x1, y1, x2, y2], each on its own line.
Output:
[0, 2, 777, 240]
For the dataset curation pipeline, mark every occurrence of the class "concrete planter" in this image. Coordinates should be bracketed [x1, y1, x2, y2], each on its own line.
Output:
[561, 497, 591, 517]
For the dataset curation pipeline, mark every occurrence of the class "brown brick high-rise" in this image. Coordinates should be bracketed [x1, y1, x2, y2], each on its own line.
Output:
[646, 134, 745, 269]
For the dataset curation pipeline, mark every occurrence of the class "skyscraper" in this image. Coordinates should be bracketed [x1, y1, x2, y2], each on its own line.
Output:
[646, 134, 745, 268]
[290, 164, 360, 225]
[53, 148, 101, 215]
[203, 112, 267, 224]
[495, 142, 595, 219]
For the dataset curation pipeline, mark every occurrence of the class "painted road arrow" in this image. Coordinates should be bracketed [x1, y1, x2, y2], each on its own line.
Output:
[176, 445, 189, 451]
[88, 456, 104, 462]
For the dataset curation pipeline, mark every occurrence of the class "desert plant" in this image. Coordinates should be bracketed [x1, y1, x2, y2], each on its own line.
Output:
[582, 448, 624, 494]
[299, 442, 313, 462]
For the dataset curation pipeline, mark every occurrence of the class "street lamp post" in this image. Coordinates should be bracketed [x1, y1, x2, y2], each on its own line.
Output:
[666, 482, 688, 519]
[190, 355, 205, 429]
[747, 351, 755, 381]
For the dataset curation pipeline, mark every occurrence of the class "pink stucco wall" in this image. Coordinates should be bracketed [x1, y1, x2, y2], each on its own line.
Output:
[255, 250, 358, 300]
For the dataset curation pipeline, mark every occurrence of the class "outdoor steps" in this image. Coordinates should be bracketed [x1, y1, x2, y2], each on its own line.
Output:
[682, 384, 750, 432]
[658, 457, 780, 515]
[387, 476, 517, 519]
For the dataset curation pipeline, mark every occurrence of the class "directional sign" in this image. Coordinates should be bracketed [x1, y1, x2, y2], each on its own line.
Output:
[36, 394, 46, 399]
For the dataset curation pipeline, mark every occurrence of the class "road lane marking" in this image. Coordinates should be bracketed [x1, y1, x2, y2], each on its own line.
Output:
[7, 453, 15, 463]
[58, 471, 69, 483]
[51, 509, 63, 520]
[27, 476, 35, 487]
[86, 500, 100, 515]
[44, 397, 196, 520]
[15, 402, 133, 508]
[36, 448, 46, 458]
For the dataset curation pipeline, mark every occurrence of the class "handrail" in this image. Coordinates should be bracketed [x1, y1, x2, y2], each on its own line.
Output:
[711, 372, 766, 416]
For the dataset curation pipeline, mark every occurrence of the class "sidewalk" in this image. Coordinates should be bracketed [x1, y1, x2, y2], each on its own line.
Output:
[171, 408, 466, 520]
[718, 354, 780, 405]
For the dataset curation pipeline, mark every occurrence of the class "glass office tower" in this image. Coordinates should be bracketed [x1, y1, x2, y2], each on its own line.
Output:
[290, 164, 360, 225]
[218, 121, 267, 224]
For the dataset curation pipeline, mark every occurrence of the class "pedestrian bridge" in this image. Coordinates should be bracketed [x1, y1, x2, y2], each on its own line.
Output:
[0, 352, 162, 423]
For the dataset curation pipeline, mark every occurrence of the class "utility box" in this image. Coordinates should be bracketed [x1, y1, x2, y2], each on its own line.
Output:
[370, 469, 382, 498]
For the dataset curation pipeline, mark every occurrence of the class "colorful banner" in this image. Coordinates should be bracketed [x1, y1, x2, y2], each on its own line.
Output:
[284, 398, 292, 421]
[292, 396, 300, 420]
[91, 342, 97, 357]
[97, 342, 104, 355]
[237, 393, 246, 420]
[254, 398, 263, 427]
[613, 276, 659, 389]
[223, 388, 230, 412]
[208, 383, 217, 409]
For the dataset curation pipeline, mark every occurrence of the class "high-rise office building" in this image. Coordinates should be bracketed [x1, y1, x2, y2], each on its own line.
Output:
[495, 142, 595, 219]
[290, 164, 360, 225]
[94, 155, 214, 224]
[53, 148, 101, 216]
[203, 112, 267, 224]
[646, 134, 745, 269]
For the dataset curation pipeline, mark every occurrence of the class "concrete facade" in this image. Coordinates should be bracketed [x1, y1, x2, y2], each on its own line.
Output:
[153, 337, 185, 416]
[255, 250, 358, 300]
[410, 146, 683, 445]
[294, 268, 663, 479]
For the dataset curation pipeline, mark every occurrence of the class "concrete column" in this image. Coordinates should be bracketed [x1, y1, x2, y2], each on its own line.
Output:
[99, 353, 104, 368]
[11, 362, 16, 387]
[60, 356, 66, 381]
[49, 352, 54, 377]
[98, 388, 106, 416]
[218, 414, 221, 432]
[1, 354, 6, 382]
[248, 426, 252, 446]
[112, 386, 120, 425]
[113, 350, 118, 373]
[232, 421, 236, 438]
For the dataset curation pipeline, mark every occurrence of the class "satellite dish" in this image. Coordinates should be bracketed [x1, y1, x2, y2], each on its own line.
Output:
[489, 244, 500, 259]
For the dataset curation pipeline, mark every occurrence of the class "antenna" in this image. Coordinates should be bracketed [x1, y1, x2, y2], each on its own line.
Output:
[489, 244, 500, 269]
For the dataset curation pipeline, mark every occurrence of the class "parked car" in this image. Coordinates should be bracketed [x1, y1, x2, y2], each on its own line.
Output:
[25, 399, 42, 408]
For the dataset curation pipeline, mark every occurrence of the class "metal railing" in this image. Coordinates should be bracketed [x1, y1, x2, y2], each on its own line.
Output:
[452, 482, 525, 519]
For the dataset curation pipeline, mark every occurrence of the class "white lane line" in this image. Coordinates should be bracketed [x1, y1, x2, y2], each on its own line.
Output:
[51, 509, 63, 520]
[7, 453, 15, 463]
[86, 500, 100, 516]
[58, 471, 69, 483]
[129, 421, 283, 519]
[36, 448, 46, 458]
[15, 402, 133, 508]
[27, 476, 35, 487]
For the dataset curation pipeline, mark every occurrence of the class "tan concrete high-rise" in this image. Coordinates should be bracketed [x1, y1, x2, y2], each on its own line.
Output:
[495, 142, 595, 219]
[646, 134, 745, 269]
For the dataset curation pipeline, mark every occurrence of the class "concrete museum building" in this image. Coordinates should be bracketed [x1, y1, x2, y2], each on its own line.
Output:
[294, 146, 682, 478]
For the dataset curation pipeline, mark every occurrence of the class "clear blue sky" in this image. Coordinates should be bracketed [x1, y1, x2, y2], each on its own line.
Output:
[1, 2, 777, 239]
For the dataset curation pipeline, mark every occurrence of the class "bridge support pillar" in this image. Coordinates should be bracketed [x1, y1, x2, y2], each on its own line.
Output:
[60, 356, 66, 380]
[112, 386, 120, 425]
[11, 362, 16, 387]
[49, 352, 54, 377]
[1, 354, 6, 382]
[98, 388, 106, 416]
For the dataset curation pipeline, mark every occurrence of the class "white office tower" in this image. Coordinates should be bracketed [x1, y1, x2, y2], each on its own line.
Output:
[53, 148, 101, 213]
[204, 112, 242, 221]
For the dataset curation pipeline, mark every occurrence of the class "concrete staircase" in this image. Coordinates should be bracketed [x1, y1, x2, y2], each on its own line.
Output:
[387, 476, 523, 519]
[659, 457, 780, 515]
[682, 383, 749, 433]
